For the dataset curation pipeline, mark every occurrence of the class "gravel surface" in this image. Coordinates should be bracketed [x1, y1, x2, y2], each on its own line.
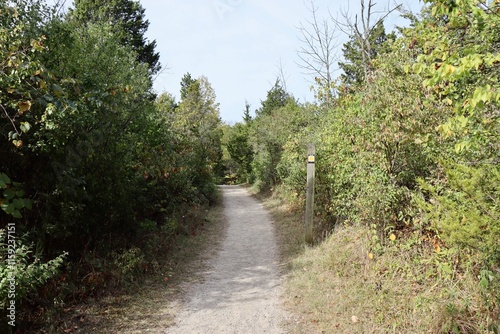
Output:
[167, 185, 289, 334]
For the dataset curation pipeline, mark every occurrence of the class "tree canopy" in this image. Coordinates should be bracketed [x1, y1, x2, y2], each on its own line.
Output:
[69, 0, 161, 79]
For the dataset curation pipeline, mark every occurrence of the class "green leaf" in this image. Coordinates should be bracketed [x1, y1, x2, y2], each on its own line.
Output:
[4, 203, 15, 214]
[479, 276, 489, 289]
[20, 122, 31, 133]
[0, 173, 10, 188]
[4, 188, 15, 200]
[8, 131, 19, 140]
[13, 198, 26, 209]
[52, 84, 64, 97]
[454, 141, 470, 153]
[471, 85, 493, 107]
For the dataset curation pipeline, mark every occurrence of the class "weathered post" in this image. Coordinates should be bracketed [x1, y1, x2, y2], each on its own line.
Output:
[305, 143, 315, 245]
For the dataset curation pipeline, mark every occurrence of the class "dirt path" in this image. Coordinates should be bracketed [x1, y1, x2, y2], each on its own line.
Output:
[167, 185, 289, 334]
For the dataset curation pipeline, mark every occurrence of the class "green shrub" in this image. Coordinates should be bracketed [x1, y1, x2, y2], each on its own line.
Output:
[0, 230, 67, 308]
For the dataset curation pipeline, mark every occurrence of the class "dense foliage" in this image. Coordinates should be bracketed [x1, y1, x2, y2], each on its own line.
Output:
[2, 0, 499, 331]
[1, 0, 222, 330]
[223, 0, 499, 329]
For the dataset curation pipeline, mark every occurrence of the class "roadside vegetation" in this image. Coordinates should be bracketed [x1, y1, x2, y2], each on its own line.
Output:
[2, 0, 499, 333]
[1, 0, 223, 332]
[225, 0, 499, 332]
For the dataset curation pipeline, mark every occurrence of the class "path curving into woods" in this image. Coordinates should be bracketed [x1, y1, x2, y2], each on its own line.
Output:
[167, 185, 289, 334]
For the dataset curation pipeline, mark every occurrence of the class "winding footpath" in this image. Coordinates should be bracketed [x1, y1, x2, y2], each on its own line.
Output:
[167, 185, 289, 334]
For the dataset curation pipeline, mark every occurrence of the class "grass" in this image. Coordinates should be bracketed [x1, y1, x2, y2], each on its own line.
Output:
[256, 187, 499, 334]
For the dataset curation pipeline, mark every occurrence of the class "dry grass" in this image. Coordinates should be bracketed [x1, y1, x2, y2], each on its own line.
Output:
[257, 190, 499, 334]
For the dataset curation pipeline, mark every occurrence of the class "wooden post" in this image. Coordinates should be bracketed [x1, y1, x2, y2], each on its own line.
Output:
[305, 143, 315, 245]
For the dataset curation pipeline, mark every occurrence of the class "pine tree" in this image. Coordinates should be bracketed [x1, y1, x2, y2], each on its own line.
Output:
[69, 0, 161, 78]
[339, 21, 394, 88]
[256, 79, 291, 117]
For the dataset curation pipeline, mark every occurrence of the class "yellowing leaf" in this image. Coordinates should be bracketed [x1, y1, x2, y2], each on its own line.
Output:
[368, 253, 374, 260]
[18, 101, 31, 115]
[389, 234, 396, 241]
[30, 39, 44, 52]
[444, 64, 456, 75]
[435, 245, 441, 253]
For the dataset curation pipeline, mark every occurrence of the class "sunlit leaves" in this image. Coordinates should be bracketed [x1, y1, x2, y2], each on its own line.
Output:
[19, 121, 31, 133]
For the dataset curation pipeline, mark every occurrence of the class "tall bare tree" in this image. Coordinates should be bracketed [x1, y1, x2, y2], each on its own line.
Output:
[274, 58, 290, 94]
[296, 0, 339, 106]
[332, 0, 402, 80]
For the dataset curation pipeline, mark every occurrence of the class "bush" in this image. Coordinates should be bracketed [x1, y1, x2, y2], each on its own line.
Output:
[0, 230, 67, 308]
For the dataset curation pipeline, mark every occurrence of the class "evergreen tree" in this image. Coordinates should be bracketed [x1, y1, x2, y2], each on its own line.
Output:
[339, 21, 394, 88]
[180, 72, 197, 101]
[69, 0, 161, 78]
[243, 101, 252, 124]
[256, 79, 291, 117]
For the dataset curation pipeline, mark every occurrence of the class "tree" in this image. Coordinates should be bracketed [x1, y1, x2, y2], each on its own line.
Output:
[249, 80, 304, 187]
[226, 122, 253, 183]
[256, 78, 291, 117]
[69, 0, 161, 79]
[333, 0, 402, 83]
[0, 2, 225, 330]
[339, 21, 395, 88]
[243, 101, 252, 124]
[411, 0, 500, 271]
[296, 0, 339, 106]
[156, 92, 178, 115]
[180, 72, 197, 100]
[174, 74, 223, 186]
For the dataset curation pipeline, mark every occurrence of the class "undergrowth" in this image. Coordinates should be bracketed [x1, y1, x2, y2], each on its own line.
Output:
[10, 193, 224, 334]
[260, 189, 499, 334]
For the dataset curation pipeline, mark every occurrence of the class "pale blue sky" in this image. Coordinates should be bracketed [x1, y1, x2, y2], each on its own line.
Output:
[54, 0, 423, 123]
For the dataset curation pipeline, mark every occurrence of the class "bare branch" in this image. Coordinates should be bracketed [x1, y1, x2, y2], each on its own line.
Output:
[1, 104, 20, 137]
[54, 0, 68, 16]
[331, 0, 402, 81]
[296, 0, 340, 105]
[274, 58, 289, 93]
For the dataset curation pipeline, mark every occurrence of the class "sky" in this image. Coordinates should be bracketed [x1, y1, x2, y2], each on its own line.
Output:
[55, 0, 424, 124]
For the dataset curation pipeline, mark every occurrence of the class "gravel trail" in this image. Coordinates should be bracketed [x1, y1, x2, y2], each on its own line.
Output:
[167, 185, 289, 334]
